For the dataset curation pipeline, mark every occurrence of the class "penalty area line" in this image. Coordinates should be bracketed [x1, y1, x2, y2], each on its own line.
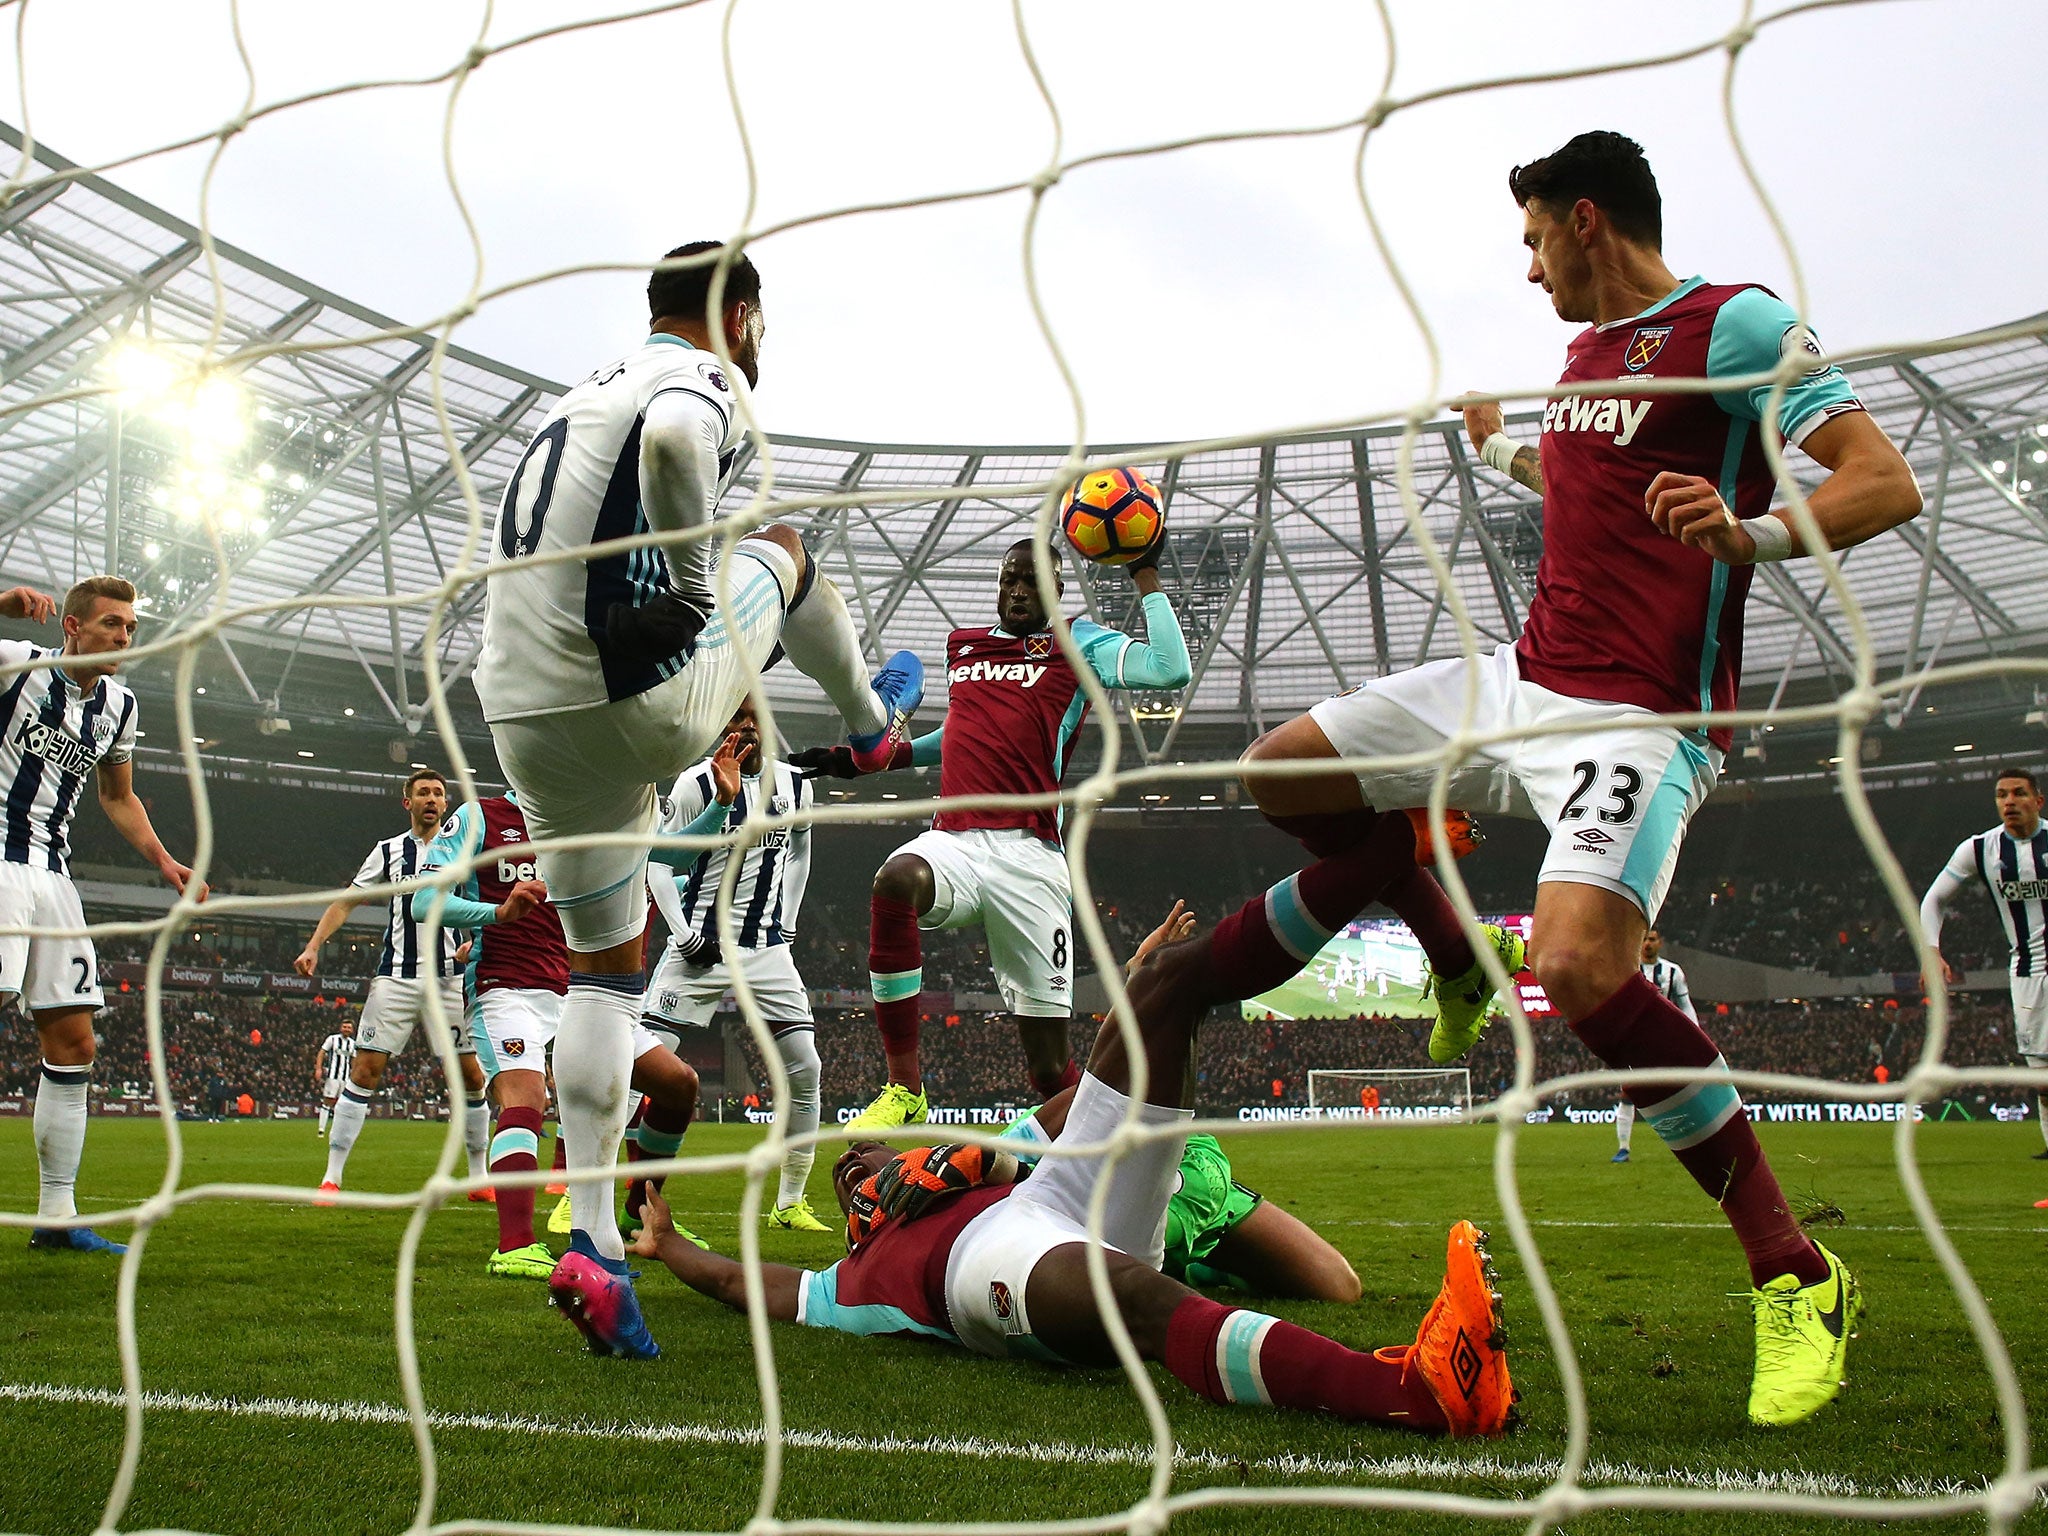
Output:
[0, 1380, 2019, 1504]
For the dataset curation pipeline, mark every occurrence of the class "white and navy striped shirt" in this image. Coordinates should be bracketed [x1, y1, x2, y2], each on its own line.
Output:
[1641, 956, 1697, 1022]
[319, 1032, 357, 1091]
[351, 832, 463, 979]
[1923, 824, 2048, 978]
[0, 641, 138, 877]
[649, 760, 812, 955]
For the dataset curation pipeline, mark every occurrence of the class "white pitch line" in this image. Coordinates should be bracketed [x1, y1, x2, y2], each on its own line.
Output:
[1, 1381, 2026, 1506]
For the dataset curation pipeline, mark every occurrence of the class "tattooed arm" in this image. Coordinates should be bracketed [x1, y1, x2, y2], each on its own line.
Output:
[1455, 398, 1543, 496]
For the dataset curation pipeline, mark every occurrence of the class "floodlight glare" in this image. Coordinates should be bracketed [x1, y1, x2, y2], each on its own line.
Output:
[180, 375, 249, 458]
[142, 541, 161, 560]
[105, 340, 179, 408]
[1993, 459, 2008, 473]
[239, 484, 262, 510]
[197, 468, 227, 499]
[176, 494, 201, 519]
[286, 472, 306, 492]
[148, 487, 169, 508]
[256, 462, 275, 480]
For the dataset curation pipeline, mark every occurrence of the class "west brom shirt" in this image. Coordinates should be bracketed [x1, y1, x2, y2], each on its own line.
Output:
[352, 832, 463, 980]
[475, 334, 749, 721]
[421, 795, 568, 995]
[1517, 279, 1866, 752]
[650, 760, 811, 954]
[1641, 956, 1697, 1022]
[0, 641, 138, 876]
[928, 592, 1190, 844]
[1922, 825, 2048, 978]
[319, 1032, 357, 1091]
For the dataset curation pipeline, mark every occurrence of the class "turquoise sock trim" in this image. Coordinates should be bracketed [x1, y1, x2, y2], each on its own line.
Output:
[636, 1127, 685, 1159]
[489, 1127, 539, 1162]
[1263, 875, 1331, 962]
[869, 969, 922, 1004]
[1642, 1066, 1744, 1151]
[1217, 1310, 1278, 1405]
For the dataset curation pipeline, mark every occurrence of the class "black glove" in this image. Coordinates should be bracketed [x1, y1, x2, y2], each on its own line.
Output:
[672, 930, 720, 972]
[789, 745, 860, 781]
[605, 591, 711, 668]
[1125, 528, 1165, 575]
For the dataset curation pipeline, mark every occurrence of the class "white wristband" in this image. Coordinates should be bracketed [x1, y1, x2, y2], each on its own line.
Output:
[1743, 514, 1795, 563]
[1479, 432, 1520, 476]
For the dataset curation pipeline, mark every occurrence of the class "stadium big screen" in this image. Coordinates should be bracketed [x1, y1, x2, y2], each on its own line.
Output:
[1242, 914, 1551, 1021]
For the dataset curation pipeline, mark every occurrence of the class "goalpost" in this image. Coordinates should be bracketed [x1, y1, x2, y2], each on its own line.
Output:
[1308, 1068, 1472, 1119]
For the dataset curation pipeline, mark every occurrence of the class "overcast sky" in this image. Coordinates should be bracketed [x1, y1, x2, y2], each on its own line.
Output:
[3, 0, 2042, 446]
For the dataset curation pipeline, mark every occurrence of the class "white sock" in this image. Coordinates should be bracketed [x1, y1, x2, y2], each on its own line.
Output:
[556, 976, 642, 1262]
[324, 1088, 371, 1186]
[777, 574, 888, 738]
[1616, 1100, 1635, 1152]
[34, 1061, 90, 1220]
[463, 1091, 490, 1180]
[774, 1025, 821, 1209]
[317, 1102, 331, 1135]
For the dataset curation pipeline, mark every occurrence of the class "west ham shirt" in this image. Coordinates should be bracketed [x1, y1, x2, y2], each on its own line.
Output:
[1516, 278, 1865, 752]
[421, 795, 568, 995]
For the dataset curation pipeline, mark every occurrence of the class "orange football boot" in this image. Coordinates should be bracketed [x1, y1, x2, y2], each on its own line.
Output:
[1405, 807, 1480, 865]
[1405, 1219, 1516, 1437]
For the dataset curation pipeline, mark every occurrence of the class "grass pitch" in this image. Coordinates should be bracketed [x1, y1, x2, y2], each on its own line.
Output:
[2, 1115, 2045, 1536]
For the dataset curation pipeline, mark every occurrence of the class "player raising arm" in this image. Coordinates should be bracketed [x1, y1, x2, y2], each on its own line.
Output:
[1919, 765, 2048, 1161]
[6, 577, 205, 1254]
[1241, 132, 1919, 1427]
[800, 538, 1191, 1130]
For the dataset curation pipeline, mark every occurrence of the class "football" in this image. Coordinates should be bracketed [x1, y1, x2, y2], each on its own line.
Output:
[1061, 467, 1165, 566]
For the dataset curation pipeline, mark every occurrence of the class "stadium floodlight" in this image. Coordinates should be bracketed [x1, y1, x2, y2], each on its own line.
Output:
[142, 541, 160, 560]
[2034, 450, 2047, 465]
[1993, 458, 2008, 473]
[104, 339, 179, 408]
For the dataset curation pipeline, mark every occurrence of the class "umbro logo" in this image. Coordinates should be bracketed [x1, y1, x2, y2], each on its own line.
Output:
[1572, 827, 1616, 849]
[500, 829, 522, 841]
[1451, 1327, 1483, 1400]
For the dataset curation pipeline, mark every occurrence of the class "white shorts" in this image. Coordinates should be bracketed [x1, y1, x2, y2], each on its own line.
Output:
[0, 861, 101, 1013]
[943, 1073, 1192, 1359]
[1309, 641, 1722, 922]
[355, 974, 475, 1058]
[898, 827, 1074, 1018]
[2012, 974, 2048, 1059]
[488, 541, 796, 952]
[473, 986, 563, 1079]
[643, 941, 814, 1028]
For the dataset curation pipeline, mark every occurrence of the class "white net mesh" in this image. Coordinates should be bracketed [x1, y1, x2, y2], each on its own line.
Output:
[0, 1, 2042, 1532]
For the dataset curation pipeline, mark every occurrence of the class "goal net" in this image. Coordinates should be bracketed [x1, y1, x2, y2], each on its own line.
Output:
[0, 3, 2039, 1534]
[1308, 1068, 1472, 1120]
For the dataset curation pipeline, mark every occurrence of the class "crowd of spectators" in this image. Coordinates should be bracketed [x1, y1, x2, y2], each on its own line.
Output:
[730, 995, 2022, 1117]
[1658, 871, 2007, 977]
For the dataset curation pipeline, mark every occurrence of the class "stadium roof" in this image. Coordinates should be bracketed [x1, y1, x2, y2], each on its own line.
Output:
[0, 122, 2043, 775]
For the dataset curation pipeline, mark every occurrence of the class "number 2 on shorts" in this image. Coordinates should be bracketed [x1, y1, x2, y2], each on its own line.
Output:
[1559, 760, 1644, 826]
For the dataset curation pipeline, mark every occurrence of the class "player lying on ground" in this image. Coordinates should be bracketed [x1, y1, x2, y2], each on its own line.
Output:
[301, 769, 491, 1201]
[796, 536, 1190, 1128]
[625, 873, 1515, 1436]
[643, 698, 831, 1232]
[1242, 131, 1916, 1426]
[3, 577, 206, 1255]
[1919, 765, 2048, 1162]
[473, 240, 924, 1357]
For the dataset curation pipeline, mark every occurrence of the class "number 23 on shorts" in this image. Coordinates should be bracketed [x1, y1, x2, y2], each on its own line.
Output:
[1559, 760, 1644, 826]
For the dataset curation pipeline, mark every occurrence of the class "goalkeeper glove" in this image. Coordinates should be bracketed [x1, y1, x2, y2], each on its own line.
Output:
[605, 591, 712, 669]
[871, 1143, 1021, 1222]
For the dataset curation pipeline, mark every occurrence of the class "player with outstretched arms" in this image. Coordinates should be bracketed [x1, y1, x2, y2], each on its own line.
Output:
[472, 242, 921, 1358]
[3, 576, 205, 1255]
[1238, 132, 1922, 1425]
[297, 768, 490, 1201]
[313, 1019, 356, 1136]
[643, 698, 830, 1232]
[798, 537, 1192, 1130]
[1612, 928, 1693, 1164]
[1919, 765, 2048, 1161]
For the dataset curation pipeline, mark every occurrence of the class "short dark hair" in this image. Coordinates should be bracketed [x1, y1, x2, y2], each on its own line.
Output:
[64, 574, 136, 623]
[648, 241, 762, 326]
[1508, 131, 1661, 248]
[1993, 765, 2040, 793]
[402, 767, 445, 797]
[1003, 538, 1064, 585]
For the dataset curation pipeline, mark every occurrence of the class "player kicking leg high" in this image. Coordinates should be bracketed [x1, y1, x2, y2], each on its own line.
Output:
[1244, 132, 1921, 1425]
[632, 855, 1518, 1437]
[473, 241, 920, 1358]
